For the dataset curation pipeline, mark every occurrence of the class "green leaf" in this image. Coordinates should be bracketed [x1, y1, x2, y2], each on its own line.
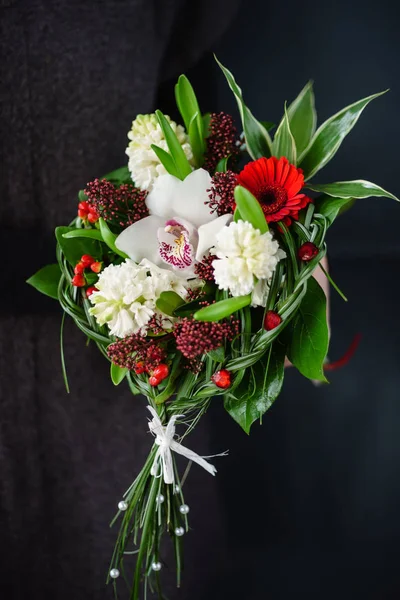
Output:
[55, 226, 101, 266]
[188, 112, 205, 167]
[110, 362, 128, 386]
[99, 218, 129, 258]
[156, 291, 185, 316]
[151, 144, 180, 178]
[260, 121, 275, 132]
[234, 186, 268, 233]
[299, 90, 388, 180]
[287, 277, 329, 382]
[62, 229, 104, 241]
[27, 263, 62, 300]
[287, 81, 316, 157]
[202, 113, 211, 137]
[224, 341, 286, 433]
[307, 179, 399, 202]
[215, 55, 272, 159]
[314, 195, 354, 225]
[215, 156, 229, 173]
[155, 110, 192, 180]
[101, 166, 132, 184]
[78, 190, 87, 201]
[272, 102, 297, 164]
[175, 75, 205, 166]
[208, 346, 225, 362]
[194, 294, 251, 321]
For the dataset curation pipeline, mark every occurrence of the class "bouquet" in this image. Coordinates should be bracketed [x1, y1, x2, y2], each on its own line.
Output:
[28, 56, 398, 599]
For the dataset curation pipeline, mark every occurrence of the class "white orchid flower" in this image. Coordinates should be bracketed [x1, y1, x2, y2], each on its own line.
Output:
[115, 169, 232, 276]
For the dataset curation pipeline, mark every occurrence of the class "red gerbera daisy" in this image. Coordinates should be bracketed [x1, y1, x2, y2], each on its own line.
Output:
[237, 156, 312, 225]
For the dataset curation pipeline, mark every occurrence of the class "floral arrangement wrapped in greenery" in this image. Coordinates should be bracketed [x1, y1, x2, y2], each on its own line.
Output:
[28, 56, 398, 599]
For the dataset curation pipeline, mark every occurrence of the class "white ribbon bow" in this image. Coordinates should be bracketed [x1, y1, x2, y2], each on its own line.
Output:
[147, 405, 219, 485]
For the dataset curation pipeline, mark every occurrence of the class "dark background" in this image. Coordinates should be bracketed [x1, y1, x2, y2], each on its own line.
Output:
[1, 0, 400, 598]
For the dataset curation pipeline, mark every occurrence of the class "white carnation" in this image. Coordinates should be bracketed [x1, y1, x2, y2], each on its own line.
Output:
[126, 114, 194, 191]
[89, 259, 194, 338]
[212, 220, 286, 304]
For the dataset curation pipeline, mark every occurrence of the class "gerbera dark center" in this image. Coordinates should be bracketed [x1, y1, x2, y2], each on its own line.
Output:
[258, 184, 288, 215]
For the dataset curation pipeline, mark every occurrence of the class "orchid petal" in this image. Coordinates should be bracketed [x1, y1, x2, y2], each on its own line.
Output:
[146, 174, 181, 218]
[115, 215, 165, 264]
[171, 169, 216, 228]
[196, 213, 233, 262]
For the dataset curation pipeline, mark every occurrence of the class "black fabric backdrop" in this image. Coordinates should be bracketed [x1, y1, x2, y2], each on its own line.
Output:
[1, 0, 400, 599]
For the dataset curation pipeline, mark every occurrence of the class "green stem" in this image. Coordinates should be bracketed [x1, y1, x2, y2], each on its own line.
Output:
[318, 262, 348, 302]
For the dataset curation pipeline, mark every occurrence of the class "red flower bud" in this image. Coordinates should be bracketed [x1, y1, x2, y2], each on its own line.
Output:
[87, 211, 99, 224]
[90, 261, 102, 273]
[78, 201, 89, 212]
[78, 208, 88, 218]
[152, 364, 169, 381]
[263, 310, 282, 331]
[71, 274, 85, 287]
[74, 262, 85, 275]
[81, 254, 95, 267]
[149, 375, 161, 387]
[298, 242, 319, 262]
[134, 361, 147, 375]
[212, 369, 232, 389]
[86, 286, 97, 298]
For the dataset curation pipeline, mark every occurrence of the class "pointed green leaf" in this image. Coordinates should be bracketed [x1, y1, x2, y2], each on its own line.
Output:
[307, 179, 399, 202]
[102, 166, 132, 184]
[151, 144, 180, 178]
[194, 294, 251, 322]
[155, 110, 192, 180]
[99, 218, 129, 258]
[156, 291, 185, 316]
[287, 81, 317, 156]
[215, 56, 272, 159]
[55, 226, 101, 266]
[215, 156, 229, 173]
[27, 264, 62, 300]
[287, 277, 329, 382]
[299, 90, 388, 180]
[272, 102, 297, 164]
[175, 75, 205, 166]
[110, 362, 128, 386]
[188, 112, 205, 167]
[62, 229, 104, 241]
[234, 186, 268, 233]
[314, 195, 354, 225]
[202, 113, 211, 137]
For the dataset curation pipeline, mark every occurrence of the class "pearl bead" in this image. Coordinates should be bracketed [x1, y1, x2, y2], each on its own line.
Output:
[151, 561, 162, 572]
[174, 484, 180, 494]
[175, 526, 185, 537]
[156, 494, 165, 504]
[118, 501, 128, 511]
[109, 568, 120, 579]
[179, 504, 190, 515]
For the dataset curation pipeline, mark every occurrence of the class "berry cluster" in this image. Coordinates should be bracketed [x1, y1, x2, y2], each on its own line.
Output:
[107, 335, 168, 386]
[194, 253, 216, 283]
[204, 112, 240, 173]
[84, 179, 148, 229]
[77, 200, 99, 224]
[206, 170, 238, 216]
[71, 254, 102, 297]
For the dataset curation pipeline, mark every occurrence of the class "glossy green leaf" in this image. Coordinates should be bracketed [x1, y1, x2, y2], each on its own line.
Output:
[307, 179, 399, 202]
[202, 113, 211, 137]
[155, 110, 192, 180]
[62, 229, 104, 241]
[110, 362, 128, 386]
[188, 112, 205, 167]
[156, 291, 185, 316]
[233, 207, 242, 222]
[215, 56, 272, 159]
[78, 189, 87, 201]
[215, 156, 229, 173]
[99, 218, 129, 258]
[55, 226, 101, 266]
[27, 263, 62, 300]
[151, 144, 180, 178]
[194, 294, 251, 321]
[299, 90, 388, 180]
[314, 195, 354, 225]
[272, 102, 297, 164]
[224, 341, 286, 433]
[102, 166, 132, 184]
[287, 81, 316, 156]
[287, 277, 329, 382]
[234, 186, 268, 233]
[207, 346, 225, 362]
[175, 75, 205, 166]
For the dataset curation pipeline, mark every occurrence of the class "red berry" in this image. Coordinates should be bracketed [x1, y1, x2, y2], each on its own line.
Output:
[149, 375, 161, 387]
[78, 201, 89, 212]
[298, 242, 319, 262]
[90, 261, 102, 273]
[211, 369, 232, 389]
[87, 211, 99, 223]
[86, 286, 97, 298]
[81, 254, 95, 267]
[264, 310, 282, 331]
[152, 364, 169, 381]
[74, 262, 85, 275]
[78, 208, 88, 218]
[71, 274, 85, 287]
[134, 361, 147, 375]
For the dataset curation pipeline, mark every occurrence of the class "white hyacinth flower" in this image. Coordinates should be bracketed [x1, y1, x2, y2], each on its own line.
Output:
[126, 114, 194, 191]
[212, 220, 286, 305]
[89, 259, 193, 338]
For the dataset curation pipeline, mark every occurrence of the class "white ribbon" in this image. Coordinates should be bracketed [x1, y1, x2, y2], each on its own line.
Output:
[147, 406, 220, 485]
